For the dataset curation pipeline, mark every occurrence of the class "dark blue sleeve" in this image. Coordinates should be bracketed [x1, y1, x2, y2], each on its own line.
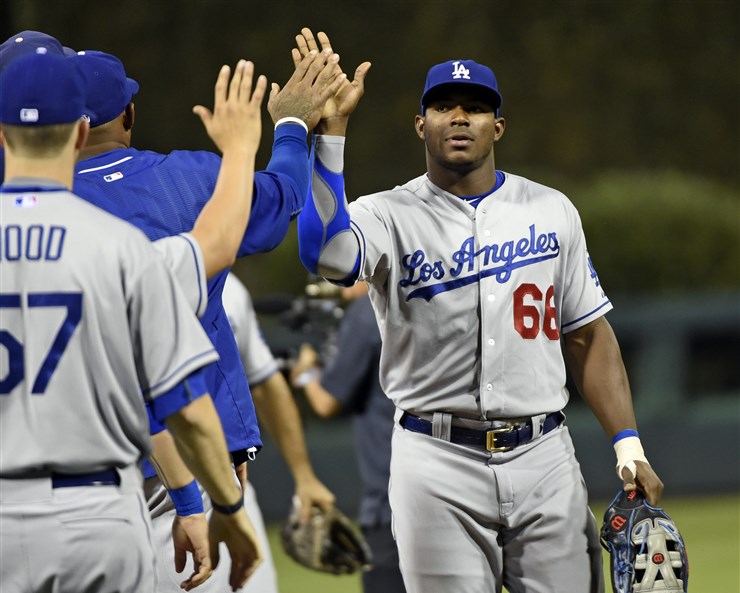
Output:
[238, 123, 309, 256]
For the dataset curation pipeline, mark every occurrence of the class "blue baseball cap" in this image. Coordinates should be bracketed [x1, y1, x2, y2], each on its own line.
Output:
[0, 52, 85, 126]
[72, 50, 139, 127]
[0, 31, 75, 73]
[420, 59, 503, 115]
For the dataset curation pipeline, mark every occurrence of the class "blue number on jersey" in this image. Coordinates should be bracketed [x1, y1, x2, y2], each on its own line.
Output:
[0, 292, 83, 394]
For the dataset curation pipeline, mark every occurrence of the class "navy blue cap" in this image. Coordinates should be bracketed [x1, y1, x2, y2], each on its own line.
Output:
[0, 31, 75, 74]
[0, 52, 85, 126]
[421, 59, 502, 115]
[72, 50, 139, 127]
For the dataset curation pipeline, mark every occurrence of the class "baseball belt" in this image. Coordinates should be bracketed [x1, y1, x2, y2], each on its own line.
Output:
[399, 410, 565, 452]
[50, 469, 120, 488]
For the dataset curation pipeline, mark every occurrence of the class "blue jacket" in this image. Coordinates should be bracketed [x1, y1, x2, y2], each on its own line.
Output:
[72, 124, 309, 474]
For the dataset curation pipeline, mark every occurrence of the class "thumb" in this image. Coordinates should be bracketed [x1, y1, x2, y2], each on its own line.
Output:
[209, 533, 221, 572]
[353, 61, 372, 85]
[621, 465, 637, 491]
[269, 82, 280, 102]
[174, 545, 186, 574]
[192, 105, 213, 126]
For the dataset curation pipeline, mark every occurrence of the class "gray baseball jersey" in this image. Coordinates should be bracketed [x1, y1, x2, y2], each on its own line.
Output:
[313, 136, 610, 419]
[153, 232, 207, 318]
[222, 272, 279, 386]
[0, 183, 218, 474]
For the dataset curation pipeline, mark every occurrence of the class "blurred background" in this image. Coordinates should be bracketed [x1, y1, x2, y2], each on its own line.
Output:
[4, 0, 738, 590]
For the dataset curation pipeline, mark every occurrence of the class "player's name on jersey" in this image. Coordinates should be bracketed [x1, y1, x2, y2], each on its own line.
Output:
[400, 224, 560, 301]
[1, 223, 67, 262]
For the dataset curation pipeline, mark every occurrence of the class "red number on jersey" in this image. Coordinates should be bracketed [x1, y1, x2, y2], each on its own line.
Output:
[543, 285, 560, 340]
[513, 283, 560, 340]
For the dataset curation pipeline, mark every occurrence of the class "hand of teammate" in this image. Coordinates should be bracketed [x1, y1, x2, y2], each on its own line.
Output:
[209, 508, 264, 591]
[193, 60, 267, 160]
[171, 513, 213, 591]
[292, 28, 371, 134]
[294, 474, 336, 524]
[267, 48, 346, 131]
[621, 460, 664, 506]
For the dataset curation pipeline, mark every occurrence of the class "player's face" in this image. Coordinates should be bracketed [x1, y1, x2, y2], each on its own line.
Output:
[416, 91, 505, 176]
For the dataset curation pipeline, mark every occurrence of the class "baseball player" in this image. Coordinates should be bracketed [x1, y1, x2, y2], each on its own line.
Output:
[293, 29, 665, 593]
[0, 52, 262, 593]
[221, 271, 336, 592]
[68, 46, 344, 592]
[290, 281, 406, 593]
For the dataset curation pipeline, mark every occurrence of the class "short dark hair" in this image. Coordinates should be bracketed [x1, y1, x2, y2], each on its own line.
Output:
[2, 122, 77, 157]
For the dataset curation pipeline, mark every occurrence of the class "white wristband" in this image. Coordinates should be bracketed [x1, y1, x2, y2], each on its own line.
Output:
[293, 368, 320, 389]
[613, 436, 649, 480]
[274, 117, 308, 133]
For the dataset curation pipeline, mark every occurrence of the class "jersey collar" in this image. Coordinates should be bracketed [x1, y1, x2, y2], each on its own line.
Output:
[0, 176, 68, 193]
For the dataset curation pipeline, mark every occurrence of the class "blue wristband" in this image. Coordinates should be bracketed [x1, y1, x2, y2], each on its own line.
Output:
[169, 480, 204, 516]
[612, 429, 639, 445]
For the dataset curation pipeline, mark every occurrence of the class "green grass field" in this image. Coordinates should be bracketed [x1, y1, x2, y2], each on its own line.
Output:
[267, 494, 739, 593]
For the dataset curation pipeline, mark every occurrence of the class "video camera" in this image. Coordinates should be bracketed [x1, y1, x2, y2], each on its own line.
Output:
[252, 276, 346, 368]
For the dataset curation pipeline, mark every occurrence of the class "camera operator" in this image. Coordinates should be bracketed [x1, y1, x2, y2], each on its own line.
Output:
[290, 281, 406, 593]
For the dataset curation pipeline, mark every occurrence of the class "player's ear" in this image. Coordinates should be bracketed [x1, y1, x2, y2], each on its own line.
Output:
[0, 127, 5, 148]
[75, 118, 90, 151]
[415, 115, 425, 140]
[494, 116, 506, 142]
[123, 102, 135, 132]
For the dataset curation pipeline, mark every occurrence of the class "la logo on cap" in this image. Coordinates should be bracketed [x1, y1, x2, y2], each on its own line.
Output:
[451, 61, 470, 80]
[20, 108, 39, 122]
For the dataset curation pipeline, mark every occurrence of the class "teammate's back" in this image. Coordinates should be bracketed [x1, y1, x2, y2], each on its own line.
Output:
[0, 188, 215, 474]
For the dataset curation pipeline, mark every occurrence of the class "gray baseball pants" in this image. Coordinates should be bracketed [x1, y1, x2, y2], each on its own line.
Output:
[389, 420, 604, 593]
[0, 465, 154, 593]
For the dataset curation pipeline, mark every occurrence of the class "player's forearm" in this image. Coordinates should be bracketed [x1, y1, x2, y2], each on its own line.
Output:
[250, 373, 317, 482]
[165, 395, 242, 507]
[297, 135, 360, 280]
[149, 429, 196, 490]
[563, 316, 638, 438]
[303, 379, 342, 418]
[191, 146, 257, 278]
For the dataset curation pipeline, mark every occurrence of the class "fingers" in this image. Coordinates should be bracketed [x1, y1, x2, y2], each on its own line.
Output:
[250, 75, 267, 108]
[300, 27, 319, 52]
[213, 64, 231, 112]
[230, 555, 262, 592]
[233, 60, 254, 104]
[291, 47, 302, 69]
[316, 31, 333, 53]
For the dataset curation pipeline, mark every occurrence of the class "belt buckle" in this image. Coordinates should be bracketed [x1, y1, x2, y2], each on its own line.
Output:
[486, 425, 514, 452]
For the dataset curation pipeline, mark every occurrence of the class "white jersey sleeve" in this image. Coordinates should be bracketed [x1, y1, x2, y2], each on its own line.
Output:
[152, 232, 207, 318]
[222, 273, 279, 386]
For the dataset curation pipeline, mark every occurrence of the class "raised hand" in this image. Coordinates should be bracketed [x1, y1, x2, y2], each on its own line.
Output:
[193, 59, 267, 158]
[267, 49, 346, 132]
[292, 28, 371, 133]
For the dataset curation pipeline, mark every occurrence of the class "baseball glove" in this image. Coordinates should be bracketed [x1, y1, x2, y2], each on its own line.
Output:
[280, 499, 373, 574]
[601, 489, 688, 593]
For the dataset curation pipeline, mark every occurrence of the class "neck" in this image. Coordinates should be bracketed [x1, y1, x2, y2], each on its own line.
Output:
[4, 152, 75, 189]
[427, 162, 497, 197]
[427, 152, 496, 196]
[79, 139, 129, 161]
